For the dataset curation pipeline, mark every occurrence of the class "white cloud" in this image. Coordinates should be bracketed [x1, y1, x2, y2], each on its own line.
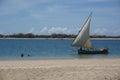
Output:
[39, 27, 48, 34]
[27, 27, 35, 33]
[93, 28, 107, 35]
[48, 27, 68, 34]
[39, 27, 72, 34]
[111, 29, 120, 36]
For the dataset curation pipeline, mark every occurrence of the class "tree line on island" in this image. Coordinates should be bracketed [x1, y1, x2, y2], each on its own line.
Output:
[0, 33, 120, 38]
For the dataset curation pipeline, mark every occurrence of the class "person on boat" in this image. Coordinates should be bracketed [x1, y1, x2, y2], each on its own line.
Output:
[80, 48, 82, 51]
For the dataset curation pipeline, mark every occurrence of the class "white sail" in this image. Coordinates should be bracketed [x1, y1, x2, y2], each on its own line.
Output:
[72, 14, 93, 48]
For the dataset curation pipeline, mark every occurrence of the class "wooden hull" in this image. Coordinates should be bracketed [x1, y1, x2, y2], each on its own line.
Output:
[78, 48, 108, 54]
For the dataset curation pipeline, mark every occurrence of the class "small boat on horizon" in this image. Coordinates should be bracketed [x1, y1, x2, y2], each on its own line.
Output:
[72, 13, 108, 54]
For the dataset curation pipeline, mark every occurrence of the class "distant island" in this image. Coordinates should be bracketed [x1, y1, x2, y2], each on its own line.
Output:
[0, 33, 120, 38]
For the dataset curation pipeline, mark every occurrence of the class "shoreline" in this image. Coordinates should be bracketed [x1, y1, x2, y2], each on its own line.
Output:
[0, 37, 120, 40]
[0, 56, 120, 61]
[0, 58, 120, 80]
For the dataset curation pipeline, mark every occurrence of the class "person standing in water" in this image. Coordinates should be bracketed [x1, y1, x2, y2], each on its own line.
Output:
[21, 53, 24, 58]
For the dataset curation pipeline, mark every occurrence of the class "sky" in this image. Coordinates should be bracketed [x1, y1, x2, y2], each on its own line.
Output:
[0, 0, 120, 36]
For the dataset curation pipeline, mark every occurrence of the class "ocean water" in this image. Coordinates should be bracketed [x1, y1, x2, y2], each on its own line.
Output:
[0, 39, 120, 60]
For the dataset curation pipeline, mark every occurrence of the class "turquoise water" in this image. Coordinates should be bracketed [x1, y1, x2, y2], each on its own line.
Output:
[0, 39, 120, 60]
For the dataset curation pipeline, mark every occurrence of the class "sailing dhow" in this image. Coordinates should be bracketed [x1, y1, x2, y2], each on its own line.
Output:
[72, 13, 108, 54]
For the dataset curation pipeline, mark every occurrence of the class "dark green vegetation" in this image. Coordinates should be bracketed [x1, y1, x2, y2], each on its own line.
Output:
[0, 33, 120, 38]
[0, 33, 75, 38]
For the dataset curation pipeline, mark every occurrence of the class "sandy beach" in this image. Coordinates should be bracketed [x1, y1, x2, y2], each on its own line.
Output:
[0, 59, 120, 80]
